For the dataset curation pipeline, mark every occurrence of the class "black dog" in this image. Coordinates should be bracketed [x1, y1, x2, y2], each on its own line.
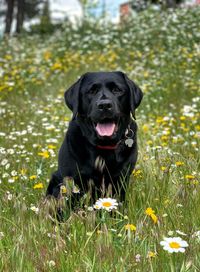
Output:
[46, 71, 143, 207]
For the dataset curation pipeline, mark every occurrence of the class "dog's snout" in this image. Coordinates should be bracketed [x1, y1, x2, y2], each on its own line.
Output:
[97, 100, 113, 111]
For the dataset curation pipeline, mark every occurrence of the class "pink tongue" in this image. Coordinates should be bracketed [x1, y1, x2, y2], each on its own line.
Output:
[96, 123, 115, 137]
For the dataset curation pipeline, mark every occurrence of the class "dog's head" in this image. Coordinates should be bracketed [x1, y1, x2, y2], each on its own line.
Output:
[65, 71, 143, 145]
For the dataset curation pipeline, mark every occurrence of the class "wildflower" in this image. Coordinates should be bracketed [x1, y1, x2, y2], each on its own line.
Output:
[185, 175, 195, 180]
[145, 207, 158, 224]
[38, 150, 50, 159]
[132, 169, 142, 177]
[125, 224, 136, 231]
[30, 175, 37, 180]
[11, 170, 18, 176]
[33, 183, 44, 189]
[142, 124, 149, 133]
[145, 207, 155, 216]
[30, 205, 39, 214]
[8, 178, 15, 183]
[48, 144, 56, 149]
[94, 198, 118, 211]
[160, 237, 188, 253]
[135, 254, 141, 262]
[175, 161, 184, 166]
[147, 251, 157, 258]
[1, 159, 8, 166]
[161, 166, 166, 171]
[60, 185, 67, 194]
[20, 168, 27, 175]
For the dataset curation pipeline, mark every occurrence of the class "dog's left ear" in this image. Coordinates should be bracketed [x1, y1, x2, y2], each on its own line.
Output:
[64, 75, 85, 119]
[123, 73, 143, 118]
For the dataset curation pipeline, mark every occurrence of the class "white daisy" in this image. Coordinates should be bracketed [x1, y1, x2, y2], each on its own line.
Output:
[94, 198, 118, 211]
[160, 237, 189, 253]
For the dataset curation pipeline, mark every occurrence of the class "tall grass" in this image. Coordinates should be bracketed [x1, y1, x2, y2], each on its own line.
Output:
[0, 7, 200, 271]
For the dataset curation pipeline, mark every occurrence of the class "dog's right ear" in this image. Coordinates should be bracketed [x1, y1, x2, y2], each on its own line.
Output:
[64, 75, 84, 119]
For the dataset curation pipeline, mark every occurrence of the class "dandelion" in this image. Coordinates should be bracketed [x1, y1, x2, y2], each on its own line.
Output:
[30, 175, 37, 180]
[38, 150, 50, 159]
[47, 144, 56, 149]
[132, 169, 142, 177]
[20, 168, 27, 175]
[125, 224, 136, 231]
[175, 161, 184, 166]
[94, 198, 118, 211]
[161, 166, 167, 171]
[160, 237, 188, 253]
[142, 124, 149, 133]
[185, 174, 195, 180]
[60, 185, 67, 194]
[145, 207, 158, 224]
[147, 251, 157, 258]
[33, 183, 44, 189]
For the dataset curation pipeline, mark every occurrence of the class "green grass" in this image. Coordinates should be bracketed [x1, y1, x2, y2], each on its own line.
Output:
[0, 7, 200, 272]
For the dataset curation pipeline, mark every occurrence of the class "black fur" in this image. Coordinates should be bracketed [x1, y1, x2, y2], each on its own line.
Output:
[46, 71, 143, 206]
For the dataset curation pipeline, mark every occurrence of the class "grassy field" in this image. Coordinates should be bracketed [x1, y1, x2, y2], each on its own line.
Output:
[0, 7, 200, 272]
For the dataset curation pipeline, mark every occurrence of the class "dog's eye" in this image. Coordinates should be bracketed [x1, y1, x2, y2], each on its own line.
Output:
[88, 86, 99, 95]
[111, 86, 122, 94]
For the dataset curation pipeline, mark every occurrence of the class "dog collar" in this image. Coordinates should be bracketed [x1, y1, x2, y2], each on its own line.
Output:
[96, 143, 119, 150]
[96, 125, 135, 150]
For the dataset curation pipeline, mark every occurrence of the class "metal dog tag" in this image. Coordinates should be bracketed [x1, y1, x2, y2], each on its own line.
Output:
[125, 138, 134, 147]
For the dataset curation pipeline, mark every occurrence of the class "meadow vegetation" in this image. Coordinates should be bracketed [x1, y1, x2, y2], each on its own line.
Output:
[0, 7, 200, 271]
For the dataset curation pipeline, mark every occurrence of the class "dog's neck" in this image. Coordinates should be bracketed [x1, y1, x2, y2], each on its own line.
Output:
[96, 124, 135, 151]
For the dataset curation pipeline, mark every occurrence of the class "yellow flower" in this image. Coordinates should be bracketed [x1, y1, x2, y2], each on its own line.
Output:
[60, 185, 67, 194]
[147, 251, 157, 258]
[38, 150, 50, 159]
[185, 175, 195, 180]
[20, 168, 27, 175]
[147, 140, 153, 146]
[43, 51, 52, 61]
[48, 145, 56, 150]
[33, 183, 44, 189]
[145, 207, 155, 216]
[161, 135, 169, 141]
[125, 224, 136, 231]
[180, 116, 186, 121]
[175, 161, 184, 166]
[150, 213, 158, 224]
[145, 207, 158, 224]
[142, 124, 149, 133]
[30, 175, 37, 180]
[132, 169, 142, 177]
[161, 166, 167, 171]
[52, 62, 62, 70]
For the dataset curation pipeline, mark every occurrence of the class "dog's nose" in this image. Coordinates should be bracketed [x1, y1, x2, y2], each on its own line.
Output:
[97, 100, 113, 111]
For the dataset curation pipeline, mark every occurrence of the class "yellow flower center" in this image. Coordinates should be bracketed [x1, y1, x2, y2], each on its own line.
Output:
[102, 202, 112, 207]
[169, 242, 180, 249]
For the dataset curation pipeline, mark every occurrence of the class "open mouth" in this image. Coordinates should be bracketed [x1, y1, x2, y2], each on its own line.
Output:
[94, 119, 118, 137]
